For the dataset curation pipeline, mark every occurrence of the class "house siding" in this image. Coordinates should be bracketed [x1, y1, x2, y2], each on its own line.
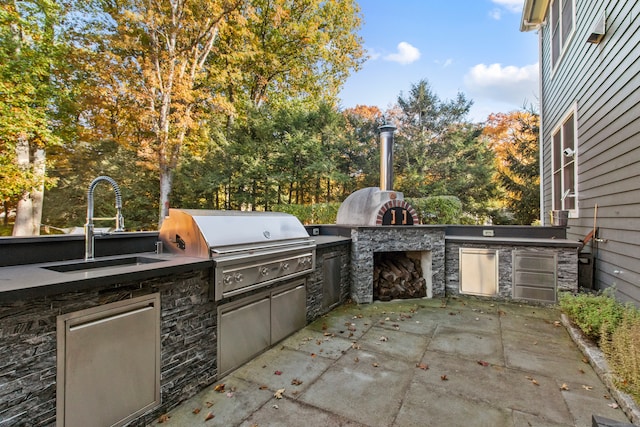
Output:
[538, 0, 640, 302]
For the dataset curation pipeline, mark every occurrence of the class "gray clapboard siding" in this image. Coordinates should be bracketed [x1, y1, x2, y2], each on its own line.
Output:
[535, 0, 640, 302]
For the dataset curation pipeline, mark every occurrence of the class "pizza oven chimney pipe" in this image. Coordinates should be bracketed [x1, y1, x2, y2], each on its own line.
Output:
[379, 123, 396, 191]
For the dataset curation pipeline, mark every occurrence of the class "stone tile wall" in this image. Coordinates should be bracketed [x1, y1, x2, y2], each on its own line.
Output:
[0, 269, 215, 427]
[307, 242, 351, 321]
[445, 241, 578, 300]
[348, 226, 446, 303]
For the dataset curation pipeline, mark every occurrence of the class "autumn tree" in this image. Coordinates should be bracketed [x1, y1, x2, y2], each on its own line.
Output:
[0, 0, 65, 235]
[483, 110, 540, 224]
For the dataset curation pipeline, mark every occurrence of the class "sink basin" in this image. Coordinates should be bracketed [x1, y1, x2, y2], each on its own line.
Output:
[43, 256, 166, 273]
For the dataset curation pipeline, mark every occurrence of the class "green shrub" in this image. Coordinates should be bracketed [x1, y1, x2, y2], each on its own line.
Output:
[407, 196, 462, 224]
[272, 203, 340, 225]
[558, 289, 626, 342]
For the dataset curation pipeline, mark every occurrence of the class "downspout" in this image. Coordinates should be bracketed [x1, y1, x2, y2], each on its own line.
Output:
[537, 27, 545, 224]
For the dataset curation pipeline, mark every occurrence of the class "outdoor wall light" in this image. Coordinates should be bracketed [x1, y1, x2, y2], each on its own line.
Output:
[563, 148, 576, 157]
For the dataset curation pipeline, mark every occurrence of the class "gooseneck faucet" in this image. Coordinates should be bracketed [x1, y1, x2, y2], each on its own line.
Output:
[85, 176, 125, 261]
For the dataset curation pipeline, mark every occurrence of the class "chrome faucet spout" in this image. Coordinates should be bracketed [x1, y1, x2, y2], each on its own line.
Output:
[85, 176, 125, 261]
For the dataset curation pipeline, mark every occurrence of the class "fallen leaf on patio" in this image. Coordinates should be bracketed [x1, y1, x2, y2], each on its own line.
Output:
[205, 401, 213, 407]
[477, 360, 489, 367]
[560, 383, 569, 391]
[379, 336, 388, 342]
[226, 392, 234, 398]
[532, 379, 539, 386]
[582, 357, 589, 364]
[498, 310, 506, 317]
[372, 362, 379, 367]
[351, 342, 361, 350]
[385, 317, 391, 321]
[440, 375, 448, 381]
[608, 402, 619, 409]
[449, 312, 457, 316]
[193, 408, 201, 414]
[322, 323, 328, 330]
[354, 357, 359, 363]
[349, 332, 354, 338]
[157, 414, 170, 423]
[582, 385, 593, 391]
[204, 412, 214, 421]
[274, 388, 285, 399]
[316, 340, 322, 345]
[274, 370, 283, 375]
[291, 378, 303, 386]
[604, 394, 611, 400]
[348, 325, 357, 332]
[416, 363, 429, 370]
[259, 385, 269, 390]
[578, 368, 585, 374]
[310, 353, 316, 358]
[272, 404, 279, 409]
[323, 332, 334, 337]
[214, 383, 225, 393]
[553, 320, 561, 327]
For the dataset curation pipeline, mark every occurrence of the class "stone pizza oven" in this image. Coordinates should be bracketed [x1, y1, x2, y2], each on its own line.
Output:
[335, 124, 445, 303]
[336, 124, 418, 227]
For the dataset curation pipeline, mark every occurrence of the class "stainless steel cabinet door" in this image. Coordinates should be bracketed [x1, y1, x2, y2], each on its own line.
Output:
[57, 294, 160, 427]
[218, 295, 271, 376]
[271, 283, 306, 343]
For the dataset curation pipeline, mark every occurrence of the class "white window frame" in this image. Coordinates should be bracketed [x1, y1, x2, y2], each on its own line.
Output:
[550, 0, 576, 71]
[551, 106, 578, 217]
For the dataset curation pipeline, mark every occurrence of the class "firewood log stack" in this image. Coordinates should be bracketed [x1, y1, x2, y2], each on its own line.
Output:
[373, 252, 427, 301]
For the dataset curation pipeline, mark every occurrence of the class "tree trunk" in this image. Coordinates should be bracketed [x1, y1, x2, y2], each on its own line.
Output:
[13, 142, 46, 236]
[158, 166, 173, 228]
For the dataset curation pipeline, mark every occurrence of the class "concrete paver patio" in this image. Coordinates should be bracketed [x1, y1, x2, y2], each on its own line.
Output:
[151, 297, 632, 427]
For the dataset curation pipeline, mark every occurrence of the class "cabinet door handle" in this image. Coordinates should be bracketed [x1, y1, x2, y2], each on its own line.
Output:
[69, 305, 154, 332]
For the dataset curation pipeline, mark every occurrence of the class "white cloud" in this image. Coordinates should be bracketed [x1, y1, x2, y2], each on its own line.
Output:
[384, 42, 421, 65]
[491, 0, 524, 13]
[435, 58, 453, 68]
[464, 63, 539, 107]
[489, 8, 502, 20]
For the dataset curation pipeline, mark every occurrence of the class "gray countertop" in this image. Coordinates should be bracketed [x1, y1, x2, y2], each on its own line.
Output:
[445, 235, 582, 247]
[0, 253, 212, 302]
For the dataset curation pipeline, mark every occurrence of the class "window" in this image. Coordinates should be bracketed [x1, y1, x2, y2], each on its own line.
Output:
[552, 111, 577, 212]
[551, 0, 574, 68]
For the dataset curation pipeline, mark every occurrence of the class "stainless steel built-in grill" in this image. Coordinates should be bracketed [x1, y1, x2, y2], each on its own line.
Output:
[158, 209, 316, 301]
[159, 209, 316, 375]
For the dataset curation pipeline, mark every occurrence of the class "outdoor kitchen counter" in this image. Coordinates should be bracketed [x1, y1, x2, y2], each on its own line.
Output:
[0, 253, 212, 302]
[445, 235, 582, 248]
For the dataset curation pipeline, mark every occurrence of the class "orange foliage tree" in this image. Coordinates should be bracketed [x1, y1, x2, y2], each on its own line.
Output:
[483, 110, 540, 224]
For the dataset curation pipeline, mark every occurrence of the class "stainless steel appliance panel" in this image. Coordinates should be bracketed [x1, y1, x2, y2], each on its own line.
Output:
[214, 249, 314, 300]
[459, 248, 499, 296]
[271, 282, 307, 343]
[513, 251, 557, 302]
[57, 294, 160, 427]
[322, 255, 341, 310]
[218, 294, 271, 376]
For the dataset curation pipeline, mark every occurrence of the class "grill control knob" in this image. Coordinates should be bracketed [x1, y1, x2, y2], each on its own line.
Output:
[259, 266, 269, 276]
[281, 262, 290, 271]
[223, 275, 233, 285]
[234, 273, 244, 282]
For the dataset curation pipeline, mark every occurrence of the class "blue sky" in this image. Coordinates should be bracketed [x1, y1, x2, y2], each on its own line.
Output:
[338, 0, 539, 122]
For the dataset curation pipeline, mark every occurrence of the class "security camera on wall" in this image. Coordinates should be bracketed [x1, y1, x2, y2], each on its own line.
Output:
[563, 148, 575, 157]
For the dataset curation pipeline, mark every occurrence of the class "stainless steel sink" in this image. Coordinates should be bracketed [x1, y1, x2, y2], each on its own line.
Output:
[43, 256, 165, 273]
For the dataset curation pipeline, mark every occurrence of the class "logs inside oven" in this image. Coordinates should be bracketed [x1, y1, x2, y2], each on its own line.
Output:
[373, 252, 427, 301]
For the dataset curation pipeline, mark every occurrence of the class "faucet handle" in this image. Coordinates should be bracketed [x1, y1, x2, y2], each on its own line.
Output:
[115, 212, 124, 232]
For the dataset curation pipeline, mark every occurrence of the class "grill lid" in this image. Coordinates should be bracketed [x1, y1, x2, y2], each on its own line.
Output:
[159, 209, 312, 258]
